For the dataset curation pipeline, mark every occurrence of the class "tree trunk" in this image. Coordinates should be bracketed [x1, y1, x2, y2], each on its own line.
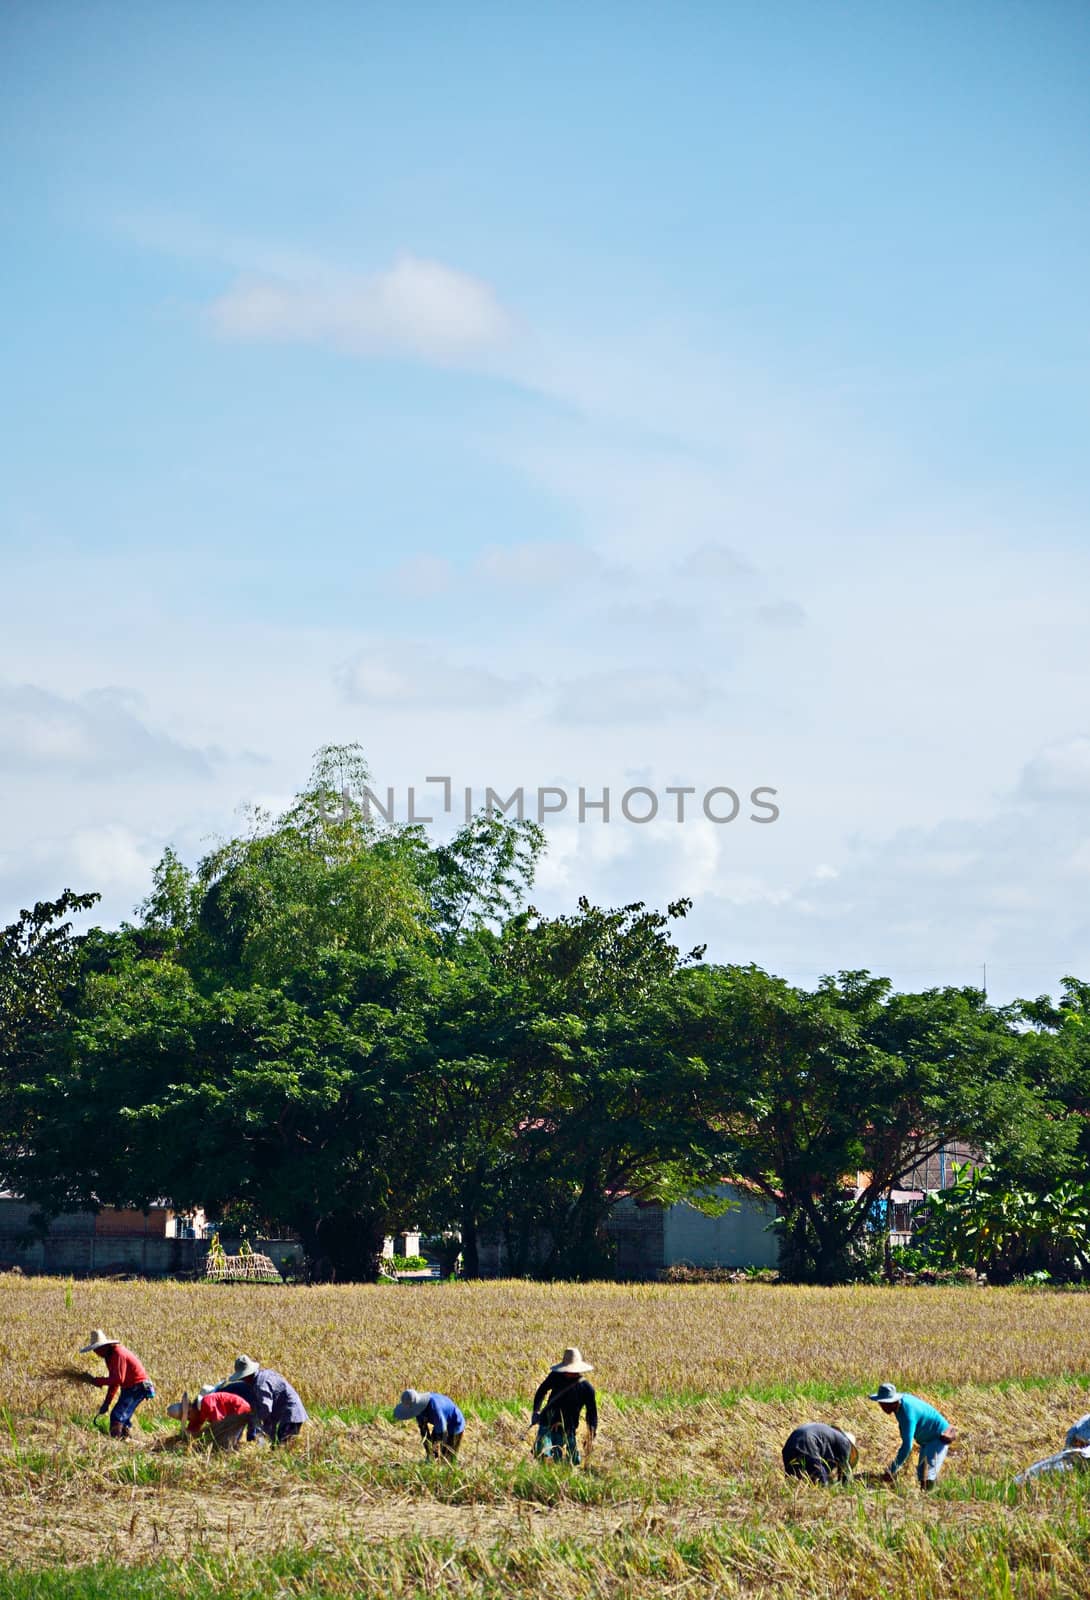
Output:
[460, 1208, 480, 1279]
[306, 1209, 388, 1282]
[559, 1179, 612, 1280]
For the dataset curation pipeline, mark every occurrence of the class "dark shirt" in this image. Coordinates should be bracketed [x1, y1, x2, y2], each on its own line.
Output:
[532, 1374, 597, 1432]
[782, 1423, 853, 1478]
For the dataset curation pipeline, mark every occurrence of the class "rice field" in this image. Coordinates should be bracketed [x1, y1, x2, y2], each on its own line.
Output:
[2, 1277, 1090, 1598]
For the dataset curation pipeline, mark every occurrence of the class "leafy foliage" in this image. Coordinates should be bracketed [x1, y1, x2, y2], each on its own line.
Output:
[915, 1164, 1090, 1283]
[6, 747, 1090, 1286]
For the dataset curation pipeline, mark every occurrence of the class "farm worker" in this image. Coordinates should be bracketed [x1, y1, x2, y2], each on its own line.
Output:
[1014, 1442, 1090, 1484]
[1065, 1414, 1090, 1449]
[79, 1328, 155, 1440]
[393, 1388, 465, 1458]
[168, 1386, 252, 1451]
[782, 1422, 858, 1484]
[1012, 1414, 1090, 1484]
[868, 1382, 956, 1489]
[531, 1347, 597, 1465]
[216, 1355, 308, 1445]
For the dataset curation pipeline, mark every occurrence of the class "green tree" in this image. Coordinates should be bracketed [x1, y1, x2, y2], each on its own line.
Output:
[917, 1163, 1090, 1282]
[0, 891, 99, 1181]
[12, 750, 567, 1279]
[671, 966, 1060, 1283]
[428, 898, 725, 1280]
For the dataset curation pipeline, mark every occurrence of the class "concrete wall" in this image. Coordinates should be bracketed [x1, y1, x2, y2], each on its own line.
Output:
[661, 1186, 779, 1270]
[475, 1186, 779, 1280]
[0, 1232, 207, 1277]
[0, 1198, 302, 1279]
[255, 1238, 304, 1276]
[605, 1186, 779, 1277]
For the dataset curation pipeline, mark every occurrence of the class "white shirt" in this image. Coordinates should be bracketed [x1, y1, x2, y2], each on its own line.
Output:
[1065, 1414, 1090, 1449]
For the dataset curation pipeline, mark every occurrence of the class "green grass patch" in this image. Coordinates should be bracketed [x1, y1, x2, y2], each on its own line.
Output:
[4, 1518, 1090, 1600]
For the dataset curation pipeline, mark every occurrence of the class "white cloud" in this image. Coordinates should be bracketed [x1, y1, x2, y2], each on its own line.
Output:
[552, 669, 717, 725]
[335, 643, 535, 710]
[391, 555, 456, 598]
[208, 254, 512, 361]
[677, 543, 756, 583]
[1018, 737, 1090, 803]
[0, 684, 213, 779]
[474, 541, 603, 588]
[607, 600, 700, 632]
[753, 601, 807, 629]
[681, 736, 1090, 1000]
[0, 823, 161, 927]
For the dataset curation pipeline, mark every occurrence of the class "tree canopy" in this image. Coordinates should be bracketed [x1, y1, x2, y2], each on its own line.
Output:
[2, 745, 1084, 1284]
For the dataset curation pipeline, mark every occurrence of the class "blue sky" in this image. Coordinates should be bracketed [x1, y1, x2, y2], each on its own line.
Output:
[2, 1, 1089, 999]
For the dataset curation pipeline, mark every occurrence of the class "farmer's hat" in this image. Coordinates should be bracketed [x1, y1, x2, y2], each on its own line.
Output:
[551, 1347, 593, 1375]
[867, 1382, 902, 1404]
[841, 1428, 859, 1467]
[166, 1391, 191, 1421]
[79, 1329, 115, 1353]
[230, 1355, 260, 1380]
[393, 1388, 430, 1420]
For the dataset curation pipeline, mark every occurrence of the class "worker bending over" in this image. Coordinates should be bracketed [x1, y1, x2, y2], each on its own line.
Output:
[868, 1382, 956, 1489]
[217, 1354, 308, 1445]
[168, 1386, 252, 1450]
[394, 1388, 465, 1458]
[782, 1422, 858, 1484]
[79, 1328, 155, 1440]
[531, 1347, 597, 1465]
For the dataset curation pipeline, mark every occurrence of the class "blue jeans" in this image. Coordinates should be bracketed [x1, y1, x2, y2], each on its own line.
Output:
[110, 1381, 155, 1437]
[917, 1439, 949, 1485]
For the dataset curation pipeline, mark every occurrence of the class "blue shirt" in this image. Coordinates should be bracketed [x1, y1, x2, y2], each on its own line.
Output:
[420, 1392, 464, 1439]
[891, 1393, 950, 1473]
[250, 1369, 308, 1429]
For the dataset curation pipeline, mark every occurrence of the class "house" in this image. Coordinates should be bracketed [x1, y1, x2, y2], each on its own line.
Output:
[0, 1194, 209, 1277]
[475, 1184, 780, 1280]
[604, 1185, 780, 1279]
[871, 1142, 980, 1246]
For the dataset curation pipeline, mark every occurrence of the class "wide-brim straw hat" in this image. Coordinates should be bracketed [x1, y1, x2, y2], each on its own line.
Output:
[231, 1355, 260, 1380]
[167, 1391, 191, 1421]
[550, 1347, 593, 1375]
[393, 1387, 430, 1420]
[867, 1382, 901, 1404]
[79, 1329, 115, 1353]
[842, 1429, 859, 1467]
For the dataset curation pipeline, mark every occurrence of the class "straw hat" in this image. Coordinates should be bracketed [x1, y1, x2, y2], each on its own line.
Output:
[841, 1428, 859, 1468]
[229, 1355, 260, 1380]
[393, 1387, 430, 1420]
[79, 1329, 115, 1353]
[166, 1391, 191, 1421]
[550, 1347, 593, 1375]
[867, 1382, 901, 1404]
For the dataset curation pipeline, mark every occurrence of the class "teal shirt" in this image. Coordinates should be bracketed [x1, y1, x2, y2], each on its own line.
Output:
[891, 1393, 950, 1473]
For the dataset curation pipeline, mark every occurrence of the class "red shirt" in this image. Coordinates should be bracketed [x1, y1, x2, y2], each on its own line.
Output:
[94, 1344, 149, 1405]
[188, 1390, 252, 1435]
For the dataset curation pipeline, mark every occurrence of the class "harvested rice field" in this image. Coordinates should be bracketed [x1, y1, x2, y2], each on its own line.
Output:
[2, 1277, 1090, 1598]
